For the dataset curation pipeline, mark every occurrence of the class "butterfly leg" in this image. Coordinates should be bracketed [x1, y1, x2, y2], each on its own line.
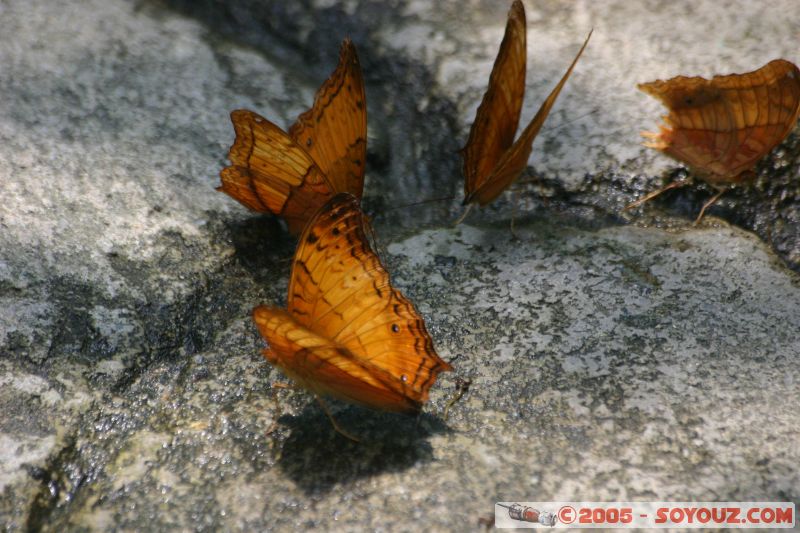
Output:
[509, 188, 521, 240]
[315, 396, 360, 442]
[693, 188, 726, 225]
[624, 179, 689, 211]
[513, 170, 554, 210]
[442, 377, 472, 421]
[266, 382, 291, 435]
[265, 380, 305, 435]
[453, 203, 473, 226]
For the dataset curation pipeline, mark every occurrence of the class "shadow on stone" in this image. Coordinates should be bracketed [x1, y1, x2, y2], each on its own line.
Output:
[224, 215, 294, 274]
[275, 403, 450, 494]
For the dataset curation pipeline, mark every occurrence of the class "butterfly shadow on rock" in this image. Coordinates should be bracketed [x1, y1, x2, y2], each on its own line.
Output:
[274, 401, 451, 494]
[224, 215, 295, 277]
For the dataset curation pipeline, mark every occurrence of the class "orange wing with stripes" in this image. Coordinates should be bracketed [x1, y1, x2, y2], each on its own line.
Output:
[253, 193, 452, 413]
[462, 0, 591, 206]
[218, 39, 367, 234]
[289, 38, 367, 197]
[639, 59, 800, 184]
[461, 0, 527, 202]
[218, 110, 334, 235]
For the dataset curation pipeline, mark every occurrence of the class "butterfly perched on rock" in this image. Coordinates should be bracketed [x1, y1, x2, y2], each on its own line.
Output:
[459, 0, 591, 218]
[629, 59, 800, 220]
[253, 193, 452, 438]
[218, 39, 367, 235]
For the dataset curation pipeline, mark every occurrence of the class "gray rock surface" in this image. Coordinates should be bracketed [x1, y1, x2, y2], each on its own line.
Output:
[1, 0, 798, 531]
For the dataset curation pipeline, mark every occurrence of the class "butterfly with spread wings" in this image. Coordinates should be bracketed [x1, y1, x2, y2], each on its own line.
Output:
[628, 59, 800, 223]
[458, 0, 591, 224]
[218, 39, 367, 235]
[253, 193, 453, 440]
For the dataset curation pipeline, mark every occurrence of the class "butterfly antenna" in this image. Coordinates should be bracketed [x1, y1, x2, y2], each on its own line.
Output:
[453, 203, 473, 226]
[381, 194, 458, 213]
[624, 179, 690, 211]
[549, 106, 601, 132]
[693, 188, 726, 225]
[315, 396, 360, 442]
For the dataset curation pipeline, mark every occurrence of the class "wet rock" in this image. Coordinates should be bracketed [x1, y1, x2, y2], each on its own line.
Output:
[1, 0, 799, 530]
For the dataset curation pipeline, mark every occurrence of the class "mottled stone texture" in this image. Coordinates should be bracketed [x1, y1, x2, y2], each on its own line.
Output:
[1, 0, 798, 530]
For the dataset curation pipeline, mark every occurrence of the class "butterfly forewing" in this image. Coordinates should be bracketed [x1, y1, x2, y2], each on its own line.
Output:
[461, 0, 527, 199]
[469, 29, 593, 205]
[289, 39, 367, 198]
[639, 59, 800, 183]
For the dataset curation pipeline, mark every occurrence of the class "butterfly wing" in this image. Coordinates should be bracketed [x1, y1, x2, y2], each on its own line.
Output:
[639, 59, 800, 183]
[467, 30, 592, 206]
[462, 0, 527, 201]
[253, 308, 424, 412]
[255, 193, 452, 413]
[289, 39, 367, 198]
[218, 110, 335, 235]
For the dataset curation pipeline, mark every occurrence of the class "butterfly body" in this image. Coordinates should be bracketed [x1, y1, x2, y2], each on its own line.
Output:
[254, 193, 452, 414]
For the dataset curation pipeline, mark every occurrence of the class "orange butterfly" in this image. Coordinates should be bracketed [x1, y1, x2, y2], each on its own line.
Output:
[253, 193, 453, 439]
[629, 59, 800, 221]
[218, 39, 367, 235]
[459, 0, 591, 219]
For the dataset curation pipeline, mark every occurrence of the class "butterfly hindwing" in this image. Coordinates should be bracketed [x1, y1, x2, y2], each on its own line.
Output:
[218, 110, 334, 234]
[253, 307, 419, 412]
[461, 0, 527, 200]
[639, 59, 800, 183]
